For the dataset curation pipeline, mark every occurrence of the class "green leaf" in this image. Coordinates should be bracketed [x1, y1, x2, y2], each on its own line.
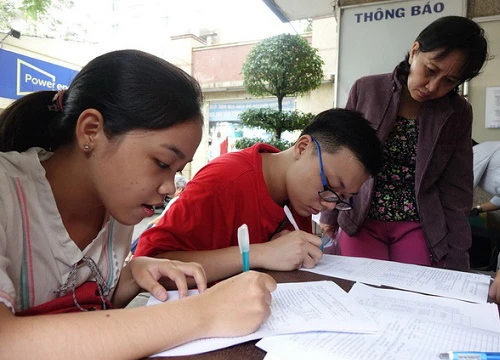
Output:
[242, 34, 324, 99]
[240, 34, 323, 139]
[234, 137, 293, 151]
[239, 108, 314, 140]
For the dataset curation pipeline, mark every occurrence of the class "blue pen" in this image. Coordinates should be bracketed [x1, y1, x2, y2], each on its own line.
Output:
[440, 352, 500, 360]
[238, 224, 250, 272]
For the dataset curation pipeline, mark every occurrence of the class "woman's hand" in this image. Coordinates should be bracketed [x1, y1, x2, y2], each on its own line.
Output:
[254, 231, 323, 270]
[320, 222, 337, 239]
[196, 271, 277, 337]
[127, 256, 207, 301]
[489, 271, 500, 303]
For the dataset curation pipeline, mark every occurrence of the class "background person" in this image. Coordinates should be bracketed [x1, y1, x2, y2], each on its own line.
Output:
[470, 141, 500, 216]
[152, 173, 189, 225]
[128, 173, 188, 257]
[135, 108, 383, 283]
[0, 49, 276, 359]
[320, 16, 488, 271]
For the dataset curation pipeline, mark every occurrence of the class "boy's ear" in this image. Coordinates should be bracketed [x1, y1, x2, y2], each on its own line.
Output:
[293, 135, 312, 159]
[75, 109, 105, 152]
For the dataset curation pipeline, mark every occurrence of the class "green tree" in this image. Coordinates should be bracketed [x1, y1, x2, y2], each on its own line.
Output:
[1, 0, 52, 25]
[1, 0, 79, 42]
[239, 108, 314, 141]
[243, 33, 323, 112]
[0, 3, 16, 29]
[237, 33, 323, 148]
[234, 137, 293, 151]
[20, 0, 53, 20]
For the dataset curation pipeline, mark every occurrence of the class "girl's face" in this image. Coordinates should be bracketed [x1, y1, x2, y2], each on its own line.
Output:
[407, 42, 465, 102]
[89, 119, 202, 225]
[286, 138, 368, 218]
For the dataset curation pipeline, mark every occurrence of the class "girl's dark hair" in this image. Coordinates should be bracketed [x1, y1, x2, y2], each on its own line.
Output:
[0, 49, 203, 152]
[300, 108, 383, 176]
[397, 16, 488, 87]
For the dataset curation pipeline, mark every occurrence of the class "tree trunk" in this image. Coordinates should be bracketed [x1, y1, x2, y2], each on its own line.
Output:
[275, 128, 282, 140]
[277, 95, 284, 112]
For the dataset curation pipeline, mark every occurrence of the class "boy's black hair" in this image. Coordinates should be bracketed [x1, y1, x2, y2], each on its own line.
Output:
[300, 108, 382, 176]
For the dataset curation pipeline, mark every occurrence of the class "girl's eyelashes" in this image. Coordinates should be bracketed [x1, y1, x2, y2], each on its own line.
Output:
[156, 160, 170, 169]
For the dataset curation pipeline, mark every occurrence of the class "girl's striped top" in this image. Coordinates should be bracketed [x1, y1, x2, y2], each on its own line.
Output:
[0, 148, 133, 313]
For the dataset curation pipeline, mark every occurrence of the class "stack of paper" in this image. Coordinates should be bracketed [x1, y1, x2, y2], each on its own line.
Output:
[258, 283, 500, 360]
[147, 281, 378, 357]
[302, 255, 491, 303]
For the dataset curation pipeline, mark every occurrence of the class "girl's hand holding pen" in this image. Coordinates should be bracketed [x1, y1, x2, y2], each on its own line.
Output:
[197, 271, 277, 337]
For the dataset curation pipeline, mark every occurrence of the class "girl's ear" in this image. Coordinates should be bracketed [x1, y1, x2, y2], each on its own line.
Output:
[75, 109, 104, 152]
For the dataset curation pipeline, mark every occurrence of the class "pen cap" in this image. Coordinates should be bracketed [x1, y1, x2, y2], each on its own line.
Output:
[238, 224, 250, 253]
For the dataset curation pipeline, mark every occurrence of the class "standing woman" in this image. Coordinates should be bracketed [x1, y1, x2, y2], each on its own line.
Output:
[321, 16, 488, 271]
[0, 50, 276, 358]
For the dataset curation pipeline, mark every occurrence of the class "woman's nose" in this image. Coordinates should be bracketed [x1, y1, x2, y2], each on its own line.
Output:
[426, 79, 439, 93]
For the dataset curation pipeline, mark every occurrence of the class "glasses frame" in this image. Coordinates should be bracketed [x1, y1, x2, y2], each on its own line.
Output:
[310, 136, 353, 211]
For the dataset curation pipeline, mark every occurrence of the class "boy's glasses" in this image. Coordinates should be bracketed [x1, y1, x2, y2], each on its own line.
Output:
[310, 136, 353, 211]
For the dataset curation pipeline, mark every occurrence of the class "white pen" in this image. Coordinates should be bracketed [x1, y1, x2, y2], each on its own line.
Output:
[285, 204, 324, 251]
[237, 224, 250, 272]
[284, 205, 299, 231]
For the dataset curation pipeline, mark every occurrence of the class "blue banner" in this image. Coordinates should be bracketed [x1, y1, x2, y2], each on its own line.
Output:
[0, 48, 79, 99]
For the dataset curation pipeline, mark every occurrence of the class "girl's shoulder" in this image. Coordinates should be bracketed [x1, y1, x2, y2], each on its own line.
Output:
[0, 147, 49, 178]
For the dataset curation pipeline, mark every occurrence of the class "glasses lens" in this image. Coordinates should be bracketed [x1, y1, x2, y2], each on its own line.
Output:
[319, 190, 340, 202]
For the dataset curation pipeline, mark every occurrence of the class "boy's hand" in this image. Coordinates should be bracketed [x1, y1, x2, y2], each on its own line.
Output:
[255, 231, 323, 270]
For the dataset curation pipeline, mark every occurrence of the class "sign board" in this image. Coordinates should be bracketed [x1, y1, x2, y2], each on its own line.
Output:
[336, 0, 466, 107]
[485, 86, 500, 129]
[209, 97, 295, 122]
[0, 48, 79, 100]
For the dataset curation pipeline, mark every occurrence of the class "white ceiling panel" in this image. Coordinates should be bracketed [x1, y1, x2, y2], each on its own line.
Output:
[263, 0, 335, 21]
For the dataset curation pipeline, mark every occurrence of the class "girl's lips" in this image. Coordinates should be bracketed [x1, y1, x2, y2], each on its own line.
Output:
[141, 204, 155, 217]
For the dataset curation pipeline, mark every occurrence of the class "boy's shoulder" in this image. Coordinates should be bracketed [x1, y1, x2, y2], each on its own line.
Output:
[204, 143, 278, 172]
[191, 143, 278, 191]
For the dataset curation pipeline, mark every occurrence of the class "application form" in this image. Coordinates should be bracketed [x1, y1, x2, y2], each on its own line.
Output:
[302, 255, 491, 303]
[147, 281, 378, 357]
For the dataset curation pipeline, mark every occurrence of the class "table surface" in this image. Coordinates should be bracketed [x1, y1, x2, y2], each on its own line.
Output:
[149, 270, 355, 360]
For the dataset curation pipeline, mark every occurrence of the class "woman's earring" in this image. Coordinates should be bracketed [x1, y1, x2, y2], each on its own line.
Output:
[83, 144, 90, 150]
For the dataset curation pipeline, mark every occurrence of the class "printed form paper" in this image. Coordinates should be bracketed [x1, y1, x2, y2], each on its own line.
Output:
[147, 281, 378, 357]
[258, 284, 500, 359]
[257, 314, 500, 360]
[349, 283, 500, 333]
[302, 255, 491, 303]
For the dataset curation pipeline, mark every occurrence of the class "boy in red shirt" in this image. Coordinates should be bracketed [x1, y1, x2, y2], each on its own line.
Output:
[135, 108, 383, 282]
